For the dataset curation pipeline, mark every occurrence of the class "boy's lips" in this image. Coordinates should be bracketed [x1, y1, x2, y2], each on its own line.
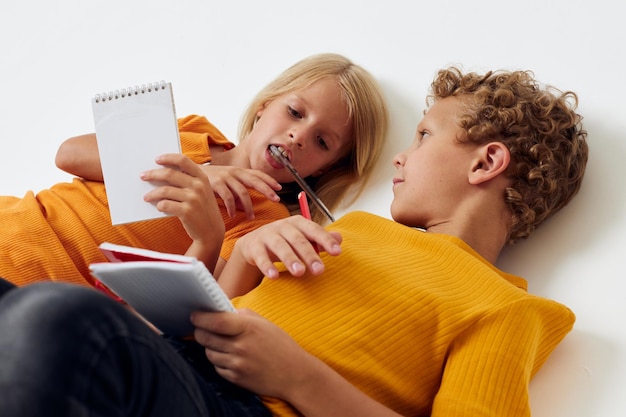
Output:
[392, 177, 404, 191]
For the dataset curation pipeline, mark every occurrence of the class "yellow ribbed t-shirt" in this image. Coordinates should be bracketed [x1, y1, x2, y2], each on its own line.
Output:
[0, 115, 289, 287]
[232, 211, 575, 417]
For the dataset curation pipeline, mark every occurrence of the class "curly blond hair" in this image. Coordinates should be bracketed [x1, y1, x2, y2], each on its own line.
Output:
[428, 67, 589, 244]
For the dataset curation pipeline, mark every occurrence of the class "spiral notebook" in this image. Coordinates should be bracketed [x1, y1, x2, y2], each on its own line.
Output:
[91, 81, 181, 225]
[89, 242, 235, 338]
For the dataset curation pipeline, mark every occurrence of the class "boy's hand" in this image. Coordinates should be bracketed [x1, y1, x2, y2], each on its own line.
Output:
[191, 309, 318, 398]
[234, 215, 342, 279]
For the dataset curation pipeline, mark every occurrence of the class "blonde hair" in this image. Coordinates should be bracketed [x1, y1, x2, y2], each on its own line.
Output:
[238, 53, 389, 223]
[429, 67, 589, 244]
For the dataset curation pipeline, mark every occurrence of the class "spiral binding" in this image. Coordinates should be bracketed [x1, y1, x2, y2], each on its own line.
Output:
[94, 80, 168, 103]
[196, 264, 236, 313]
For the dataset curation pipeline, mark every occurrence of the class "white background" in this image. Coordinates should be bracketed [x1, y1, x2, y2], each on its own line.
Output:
[1, 1, 624, 415]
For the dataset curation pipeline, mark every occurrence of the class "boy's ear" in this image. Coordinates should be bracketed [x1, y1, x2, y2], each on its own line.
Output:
[468, 142, 511, 185]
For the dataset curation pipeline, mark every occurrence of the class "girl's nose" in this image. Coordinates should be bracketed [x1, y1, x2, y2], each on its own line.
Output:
[290, 131, 305, 149]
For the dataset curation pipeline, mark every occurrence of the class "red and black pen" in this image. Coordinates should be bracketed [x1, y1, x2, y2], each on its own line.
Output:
[269, 145, 335, 223]
[298, 191, 320, 253]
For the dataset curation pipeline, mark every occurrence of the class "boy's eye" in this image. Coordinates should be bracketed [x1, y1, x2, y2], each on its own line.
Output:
[288, 106, 302, 119]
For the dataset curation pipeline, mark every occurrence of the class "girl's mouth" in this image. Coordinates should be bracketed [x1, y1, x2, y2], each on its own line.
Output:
[267, 144, 289, 170]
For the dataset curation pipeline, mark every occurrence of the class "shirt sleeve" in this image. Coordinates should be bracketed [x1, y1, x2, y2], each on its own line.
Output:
[431, 297, 575, 417]
[177, 114, 235, 164]
[219, 190, 290, 260]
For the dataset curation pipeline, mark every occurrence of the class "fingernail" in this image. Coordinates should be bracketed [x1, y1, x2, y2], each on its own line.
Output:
[311, 261, 324, 274]
[291, 262, 305, 275]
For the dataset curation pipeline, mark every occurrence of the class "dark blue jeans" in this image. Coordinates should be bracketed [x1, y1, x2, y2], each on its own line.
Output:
[0, 278, 272, 417]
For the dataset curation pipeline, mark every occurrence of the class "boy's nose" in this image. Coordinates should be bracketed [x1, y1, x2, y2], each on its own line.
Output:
[392, 152, 406, 168]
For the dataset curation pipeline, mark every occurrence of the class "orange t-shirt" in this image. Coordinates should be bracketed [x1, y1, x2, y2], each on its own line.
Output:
[0, 115, 289, 287]
[233, 212, 575, 417]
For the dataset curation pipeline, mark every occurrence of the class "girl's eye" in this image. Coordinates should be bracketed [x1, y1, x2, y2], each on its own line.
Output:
[317, 136, 329, 151]
[288, 106, 302, 119]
